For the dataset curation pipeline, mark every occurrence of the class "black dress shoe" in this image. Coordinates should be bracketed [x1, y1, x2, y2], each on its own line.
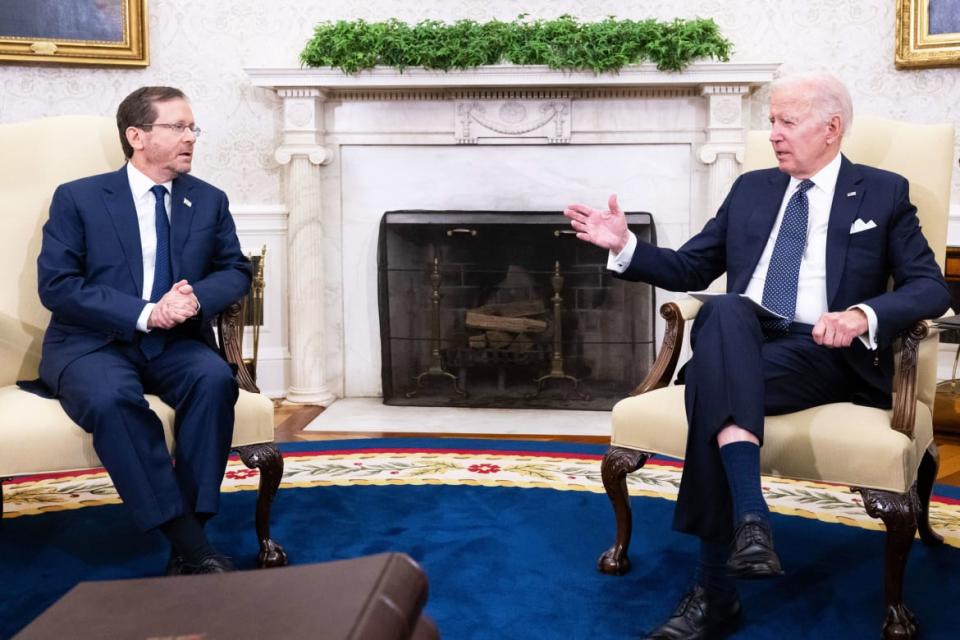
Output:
[726, 513, 784, 579]
[644, 585, 741, 639]
[181, 554, 235, 575]
[165, 553, 185, 576]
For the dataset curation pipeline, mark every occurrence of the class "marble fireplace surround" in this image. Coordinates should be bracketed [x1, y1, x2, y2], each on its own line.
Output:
[245, 63, 779, 405]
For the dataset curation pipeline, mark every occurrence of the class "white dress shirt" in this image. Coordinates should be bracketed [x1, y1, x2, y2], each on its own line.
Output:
[608, 152, 878, 349]
[126, 162, 172, 333]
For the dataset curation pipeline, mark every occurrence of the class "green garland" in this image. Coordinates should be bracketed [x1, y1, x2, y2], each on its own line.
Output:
[300, 15, 732, 73]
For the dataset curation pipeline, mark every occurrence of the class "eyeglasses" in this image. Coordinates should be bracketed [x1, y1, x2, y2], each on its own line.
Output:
[135, 123, 202, 138]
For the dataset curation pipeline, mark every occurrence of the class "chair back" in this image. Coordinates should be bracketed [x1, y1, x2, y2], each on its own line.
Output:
[743, 116, 955, 412]
[0, 116, 124, 385]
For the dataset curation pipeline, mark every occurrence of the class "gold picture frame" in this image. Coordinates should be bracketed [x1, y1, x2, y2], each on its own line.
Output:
[896, 0, 960, 69]
[0, 0, 148, 67]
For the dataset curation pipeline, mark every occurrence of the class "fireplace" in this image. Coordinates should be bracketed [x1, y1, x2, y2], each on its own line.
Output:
[378, 211, 655, 410]
[246, 63, 777, 404]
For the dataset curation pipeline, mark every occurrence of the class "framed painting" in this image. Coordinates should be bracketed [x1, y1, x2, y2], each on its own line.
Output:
[0, 0, 148, 67]
[897, 0, 960, 68]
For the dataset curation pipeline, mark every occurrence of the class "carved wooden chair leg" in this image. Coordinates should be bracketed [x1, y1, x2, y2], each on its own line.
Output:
[916, 444, 943, 546]
[597, 446, 649, 575]
[234, 443, 289, 568]
[856, 486, 920, 640]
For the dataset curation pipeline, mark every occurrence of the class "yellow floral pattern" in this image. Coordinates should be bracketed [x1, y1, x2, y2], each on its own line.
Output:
[4, 449, 960, 548]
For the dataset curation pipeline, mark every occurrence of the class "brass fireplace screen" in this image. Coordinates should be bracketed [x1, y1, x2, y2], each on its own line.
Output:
[377, 211, 656, 411]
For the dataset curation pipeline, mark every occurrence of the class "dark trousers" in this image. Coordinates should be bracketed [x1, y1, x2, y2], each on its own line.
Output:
[674, 294, 856, 541]
[56, 337, 237, 532]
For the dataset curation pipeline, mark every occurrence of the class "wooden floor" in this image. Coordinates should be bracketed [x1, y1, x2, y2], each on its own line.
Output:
[272, 401, 960, 487]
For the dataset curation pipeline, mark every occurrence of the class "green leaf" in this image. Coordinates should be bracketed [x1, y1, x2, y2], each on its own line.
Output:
[300, 16, 733, 74]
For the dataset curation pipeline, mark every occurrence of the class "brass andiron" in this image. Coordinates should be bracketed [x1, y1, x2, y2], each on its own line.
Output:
[242, 245, 267, 382]
[529, 261, 590, 400]
[406, 256, 465, 398]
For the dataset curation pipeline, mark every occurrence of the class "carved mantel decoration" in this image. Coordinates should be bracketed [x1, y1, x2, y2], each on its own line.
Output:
[455, 98, 571, 144]
[246, 63, 779, 404]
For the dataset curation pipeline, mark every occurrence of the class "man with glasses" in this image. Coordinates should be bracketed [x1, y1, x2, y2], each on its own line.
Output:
[566, 72, 950, 638]
[34, 86, 251, 574]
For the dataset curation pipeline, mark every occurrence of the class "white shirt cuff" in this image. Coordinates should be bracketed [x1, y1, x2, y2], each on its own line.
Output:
[851, 303, 878, 350]
[606, 232, 638, 274]
[137, 303, 155, 333]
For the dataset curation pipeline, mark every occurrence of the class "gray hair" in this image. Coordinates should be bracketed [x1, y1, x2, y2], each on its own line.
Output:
[770, 71, 854, 137]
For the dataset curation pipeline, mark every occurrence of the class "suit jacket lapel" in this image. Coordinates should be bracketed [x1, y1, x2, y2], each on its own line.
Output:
[170, 177, 195, 279]
[102, 165, 144, 295]
[731, 170, 790, 293]
[825, 156, 865, 306]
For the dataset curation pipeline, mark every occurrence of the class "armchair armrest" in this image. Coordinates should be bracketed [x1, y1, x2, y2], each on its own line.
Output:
[890, 319, 936, 438]
[630, 298, 703, 396]
[631, 300, 938, 437]
[217, 300, 259, 394]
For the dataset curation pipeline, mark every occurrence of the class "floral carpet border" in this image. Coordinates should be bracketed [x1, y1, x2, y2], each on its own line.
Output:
[5, 449, 960, 547]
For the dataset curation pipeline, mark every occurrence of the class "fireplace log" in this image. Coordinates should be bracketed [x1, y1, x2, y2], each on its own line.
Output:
[508, 333, 533, 353]
[486, 331, 514, 348]
[470, 300, 546, 318]
[468, 334, 488, 348]
[465, 311, 547, 333]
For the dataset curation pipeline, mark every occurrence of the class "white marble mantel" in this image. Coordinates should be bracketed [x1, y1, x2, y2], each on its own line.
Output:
[245, 62, 779, 404]
[247, 62, 779, 89]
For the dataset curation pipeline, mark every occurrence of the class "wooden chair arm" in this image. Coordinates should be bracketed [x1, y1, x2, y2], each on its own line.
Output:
[630, 299, 702, 396]
[890, 319, 935, 438]
[217, 300, 260, 394]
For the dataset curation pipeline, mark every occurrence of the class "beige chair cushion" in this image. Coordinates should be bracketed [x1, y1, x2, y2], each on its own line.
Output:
[0, 116, 126, 387]
[611, 385, 934, 493]
[0, 385, 274, 477]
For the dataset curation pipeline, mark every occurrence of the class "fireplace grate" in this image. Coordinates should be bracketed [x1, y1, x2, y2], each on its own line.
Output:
[377, 210, 656, 410]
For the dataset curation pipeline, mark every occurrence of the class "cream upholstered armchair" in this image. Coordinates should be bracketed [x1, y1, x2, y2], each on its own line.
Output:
[597, 116, 954, 640]
[0, 116, 287, 569]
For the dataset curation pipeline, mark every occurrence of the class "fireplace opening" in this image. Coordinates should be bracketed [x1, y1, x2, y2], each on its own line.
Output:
[378, 211, 656, 410]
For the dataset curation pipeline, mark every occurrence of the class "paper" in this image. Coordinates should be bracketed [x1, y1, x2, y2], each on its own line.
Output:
[686, 292, 787, 320]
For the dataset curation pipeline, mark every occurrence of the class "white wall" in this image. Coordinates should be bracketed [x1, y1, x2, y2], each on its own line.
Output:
[2, 0, 959, 394]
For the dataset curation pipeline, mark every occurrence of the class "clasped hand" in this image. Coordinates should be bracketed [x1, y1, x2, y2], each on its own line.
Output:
[147, 279, 199, 330]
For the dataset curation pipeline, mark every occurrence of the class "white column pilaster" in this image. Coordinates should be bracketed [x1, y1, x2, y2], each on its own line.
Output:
[697, 85, 750, 233]
[275, 88, 335, 405]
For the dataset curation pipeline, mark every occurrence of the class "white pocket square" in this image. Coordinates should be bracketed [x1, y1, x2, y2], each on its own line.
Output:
[850, 218, 877, 234]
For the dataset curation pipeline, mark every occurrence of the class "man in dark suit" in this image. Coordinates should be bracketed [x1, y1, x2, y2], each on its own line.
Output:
[565, 72, 950, 638]
[36, 86, 251, 574]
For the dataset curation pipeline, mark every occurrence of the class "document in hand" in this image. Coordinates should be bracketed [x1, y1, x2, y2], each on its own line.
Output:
[685, 292, 787, 320]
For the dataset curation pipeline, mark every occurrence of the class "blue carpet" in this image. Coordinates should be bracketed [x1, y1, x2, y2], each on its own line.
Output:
[1, 439, 959, 639]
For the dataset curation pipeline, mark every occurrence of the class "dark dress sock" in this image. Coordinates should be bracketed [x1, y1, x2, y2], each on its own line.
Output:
[158, 513, 217, 564]
[719, 441, 769, 525]
[695, 538, 737, 597]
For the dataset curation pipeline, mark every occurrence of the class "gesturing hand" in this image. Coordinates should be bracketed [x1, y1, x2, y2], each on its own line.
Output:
[812, 309, 869, 348]
[147, 279, 200, 330]
[564, 194, 631, 254]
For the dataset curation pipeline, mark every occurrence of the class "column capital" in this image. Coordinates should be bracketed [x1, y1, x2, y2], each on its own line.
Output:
[698, 144, 744, 165]
[699, 84, 750, 167]
[275, 144, 333, 166]
[275, 87, 329, 151]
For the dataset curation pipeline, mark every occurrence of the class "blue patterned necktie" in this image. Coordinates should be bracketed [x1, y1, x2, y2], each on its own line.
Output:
[761, 179, 815, 332]
[142, 185, 171, 359]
